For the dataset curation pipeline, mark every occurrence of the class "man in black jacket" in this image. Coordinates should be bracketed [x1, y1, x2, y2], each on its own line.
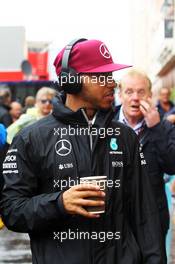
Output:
[157, 87, 174, 120]
[114, 68, 175, 255]
[1, 39, 166, 263]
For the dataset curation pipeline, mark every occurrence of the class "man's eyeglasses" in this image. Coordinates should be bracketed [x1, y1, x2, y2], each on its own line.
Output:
[40, 99, 52, 104]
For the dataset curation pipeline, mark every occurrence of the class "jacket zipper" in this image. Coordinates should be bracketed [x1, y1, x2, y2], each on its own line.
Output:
[81, 109, 97, 151]
[81, 109, 97, 264]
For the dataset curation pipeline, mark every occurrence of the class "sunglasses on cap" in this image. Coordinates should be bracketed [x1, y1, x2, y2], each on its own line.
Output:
[40, 99, 53, 104]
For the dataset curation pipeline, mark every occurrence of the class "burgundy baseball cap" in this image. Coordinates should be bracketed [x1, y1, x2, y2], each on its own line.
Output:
[54, 39, 131, 75]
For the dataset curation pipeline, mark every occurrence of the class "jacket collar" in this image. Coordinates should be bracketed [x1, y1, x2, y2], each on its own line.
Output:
[114, 105, 150, 146]
[52, 92, 115, 128]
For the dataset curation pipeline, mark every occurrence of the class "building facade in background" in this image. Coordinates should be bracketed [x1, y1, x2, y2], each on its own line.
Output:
[0, 27, 50, 82]
[131, 0, 175, 96]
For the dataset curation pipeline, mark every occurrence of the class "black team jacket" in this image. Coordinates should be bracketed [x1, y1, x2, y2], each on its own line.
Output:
[1, 96, 166, 264]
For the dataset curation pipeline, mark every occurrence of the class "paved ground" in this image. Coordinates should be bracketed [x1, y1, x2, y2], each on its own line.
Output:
[0, 228, 32, 264]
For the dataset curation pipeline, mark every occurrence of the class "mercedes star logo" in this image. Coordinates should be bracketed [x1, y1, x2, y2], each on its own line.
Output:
[99, 43, 111, 59]
[55, 139, 72, 156]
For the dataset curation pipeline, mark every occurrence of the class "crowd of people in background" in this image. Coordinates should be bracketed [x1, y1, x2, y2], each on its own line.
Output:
[0, 87, 56, 195]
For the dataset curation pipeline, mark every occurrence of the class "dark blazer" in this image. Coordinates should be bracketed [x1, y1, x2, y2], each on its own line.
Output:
[115, 105, 175, 236]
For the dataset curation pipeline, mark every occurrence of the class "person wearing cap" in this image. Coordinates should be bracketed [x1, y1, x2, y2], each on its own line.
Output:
[1, 39, 165, 264]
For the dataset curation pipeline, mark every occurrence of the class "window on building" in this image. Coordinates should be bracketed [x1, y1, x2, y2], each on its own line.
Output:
[164, 19, 174, 38]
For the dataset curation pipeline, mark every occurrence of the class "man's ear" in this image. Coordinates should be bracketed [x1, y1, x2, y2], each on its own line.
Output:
[118, 89, 121, 97]
[117, 88, 123, 104]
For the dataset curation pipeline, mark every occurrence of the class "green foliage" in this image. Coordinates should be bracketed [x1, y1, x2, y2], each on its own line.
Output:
[170, 88, 175, 103]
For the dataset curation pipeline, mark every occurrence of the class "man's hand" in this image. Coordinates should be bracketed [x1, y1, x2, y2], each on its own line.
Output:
[140, 98, 160, 128]
[62, 184, 105, 218]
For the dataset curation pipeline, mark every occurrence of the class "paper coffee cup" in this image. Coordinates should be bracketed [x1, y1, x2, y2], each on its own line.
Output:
[80, 176, 107, 214]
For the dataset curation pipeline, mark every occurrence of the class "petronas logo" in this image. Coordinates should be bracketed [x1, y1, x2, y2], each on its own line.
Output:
[110, 138, 118, 151]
